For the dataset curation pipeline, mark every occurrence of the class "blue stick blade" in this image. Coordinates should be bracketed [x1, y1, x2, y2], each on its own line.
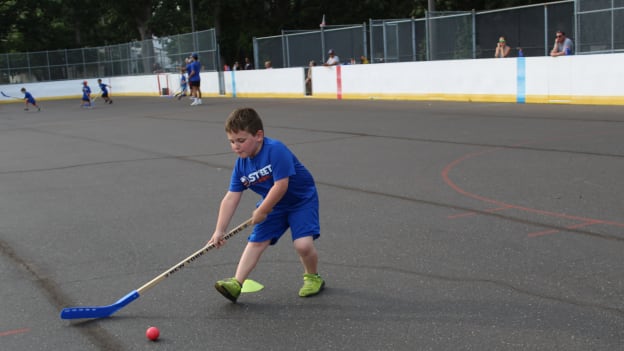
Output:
[60, 290, 140, 319]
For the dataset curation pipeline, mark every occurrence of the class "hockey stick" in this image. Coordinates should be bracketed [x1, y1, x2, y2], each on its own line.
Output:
[1, 91, 21, 100]
[60, 218, 253, 319]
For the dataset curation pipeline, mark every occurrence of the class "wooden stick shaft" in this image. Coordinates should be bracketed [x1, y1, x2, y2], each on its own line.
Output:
[136, 218, 252, 295]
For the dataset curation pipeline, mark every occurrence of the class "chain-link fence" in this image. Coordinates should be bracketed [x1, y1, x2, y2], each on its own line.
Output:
[576, 0, 624, 53]
[256, 0, 622, 68]
[253, 24, 367, 69]
[3, 1, 621, 83]
[0, 30, 218, 84]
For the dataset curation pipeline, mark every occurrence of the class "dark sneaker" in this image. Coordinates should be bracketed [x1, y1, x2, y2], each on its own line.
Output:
[299, 273, 325, 297]
[215, 277, 242, 303]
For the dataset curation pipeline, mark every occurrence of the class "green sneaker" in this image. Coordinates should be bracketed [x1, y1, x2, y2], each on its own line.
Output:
[215, 277, 242, 303]
[299, 273, 325, 297]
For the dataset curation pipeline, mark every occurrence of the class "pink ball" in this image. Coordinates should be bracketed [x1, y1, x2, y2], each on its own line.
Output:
[146, 326, 160, 341]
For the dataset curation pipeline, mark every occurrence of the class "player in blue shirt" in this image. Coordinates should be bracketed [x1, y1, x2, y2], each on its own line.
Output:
[188, 53, 202, 105]
[81, 81, 92, 108]
[209, 107, 324, 302]
[97, 79, 113, 104]
[20, 88, 40, 111]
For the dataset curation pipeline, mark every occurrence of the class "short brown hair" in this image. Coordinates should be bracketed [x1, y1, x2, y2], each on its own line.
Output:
[225, 107, 264, 135]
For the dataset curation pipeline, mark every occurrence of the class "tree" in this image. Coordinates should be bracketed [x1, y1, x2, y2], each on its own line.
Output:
[0, 0, 563, 60]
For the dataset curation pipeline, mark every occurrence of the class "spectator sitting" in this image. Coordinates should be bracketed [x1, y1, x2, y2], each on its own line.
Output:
[244, 57, 254, 70]
[305, 60, 316, 96]
[264, 60, 273, 69]
[360, 55, 369, 64]
[550, 30, 574, 56]
[323, 49, 340, 66]
[494, 36, 511, 58]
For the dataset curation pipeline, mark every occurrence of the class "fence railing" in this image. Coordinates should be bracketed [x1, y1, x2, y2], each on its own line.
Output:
[0, 30, 218, 84]
[253, 24, 367, 69]
[254, 0, 623, 68]
[576, 0, 624, 53]
[3, 0, 622, 84]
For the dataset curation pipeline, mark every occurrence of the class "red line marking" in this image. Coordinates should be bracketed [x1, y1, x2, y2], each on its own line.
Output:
[441, 140, 624, 237]
[448, 205, 512, 219]
[0, 328, 30, 337]
[336, 65, 342, 100]
[528, 220, 602, 238]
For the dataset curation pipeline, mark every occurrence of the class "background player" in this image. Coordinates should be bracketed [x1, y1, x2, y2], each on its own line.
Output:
[81, 81, 92, 108]
[20, 88, 41, 111]
[97, 79, 113, 104]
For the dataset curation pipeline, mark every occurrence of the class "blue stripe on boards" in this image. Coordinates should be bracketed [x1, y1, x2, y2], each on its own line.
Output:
[516, 57, 526, 104]
[231, 70, 237, 98]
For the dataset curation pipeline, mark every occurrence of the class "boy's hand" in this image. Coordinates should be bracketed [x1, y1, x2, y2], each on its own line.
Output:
[252, 208, 268, 224]
[208, 230, 226, 248]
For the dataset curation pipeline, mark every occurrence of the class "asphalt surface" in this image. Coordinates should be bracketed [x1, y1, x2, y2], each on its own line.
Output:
[1, 96, 623, 350]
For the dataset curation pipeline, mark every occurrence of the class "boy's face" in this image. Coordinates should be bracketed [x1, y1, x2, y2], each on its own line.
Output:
[227, 130, 264, 158]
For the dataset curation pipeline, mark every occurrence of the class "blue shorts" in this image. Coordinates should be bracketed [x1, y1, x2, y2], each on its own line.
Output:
[248, 195, 320, 245]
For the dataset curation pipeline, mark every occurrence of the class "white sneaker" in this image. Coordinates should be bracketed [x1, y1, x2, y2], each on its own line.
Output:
[197, 99, 202, 105]
[190, 99, 198, 106]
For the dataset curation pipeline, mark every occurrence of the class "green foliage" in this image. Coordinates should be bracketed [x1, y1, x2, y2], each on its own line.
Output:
[0, 0, 562, 61]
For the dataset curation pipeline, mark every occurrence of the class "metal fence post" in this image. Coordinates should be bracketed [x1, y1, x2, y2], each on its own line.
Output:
[574, 0, 579, 52]
[610, 0, 614, 52]
[411, 17, 417, 61]
[320, 27, 326, 64]
[544, 5, 549, 56]
[253, 37, 259, 70]
[382, 20, 388, 63]
[425, 10, 430, 61]
[46, 51, 51, 81]
[362, 22, 368, 61]
[65, 49, 69, 80]
[368, 19, 374, 63]
[472, 10, 477, 59]
[281, 30, 286, 68]
[5, 53, 11, 83]
[285, 33, 291, 68]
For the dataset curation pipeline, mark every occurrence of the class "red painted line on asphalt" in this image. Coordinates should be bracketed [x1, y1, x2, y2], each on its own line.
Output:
[441, 142, 624, 237]
[0, 328, 30, 337]
[448, 205, 512, 219]
[528, 220, 602, 238]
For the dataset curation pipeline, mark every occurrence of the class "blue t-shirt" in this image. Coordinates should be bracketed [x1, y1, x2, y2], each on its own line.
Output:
[99, 83, 109, 94]
[24, 91, 36, 103]
[186, 62, 192, 76]
[82, 85, 91, 99]
[189, 61, 201, 82]
[229, 137, 317, 210]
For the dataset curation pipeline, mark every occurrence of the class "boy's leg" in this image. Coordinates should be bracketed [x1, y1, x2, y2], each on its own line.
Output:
[235, 240, 271, 283]
[294, 236, 325, 297]
[215, 240, 270, 302]
[294, 236, 318, 274]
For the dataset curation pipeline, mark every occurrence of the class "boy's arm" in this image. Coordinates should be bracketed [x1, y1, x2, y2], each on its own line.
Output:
[550, 41, 561, 56]
[252, 177, 289, 224]
[209, 191, 242, 247]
